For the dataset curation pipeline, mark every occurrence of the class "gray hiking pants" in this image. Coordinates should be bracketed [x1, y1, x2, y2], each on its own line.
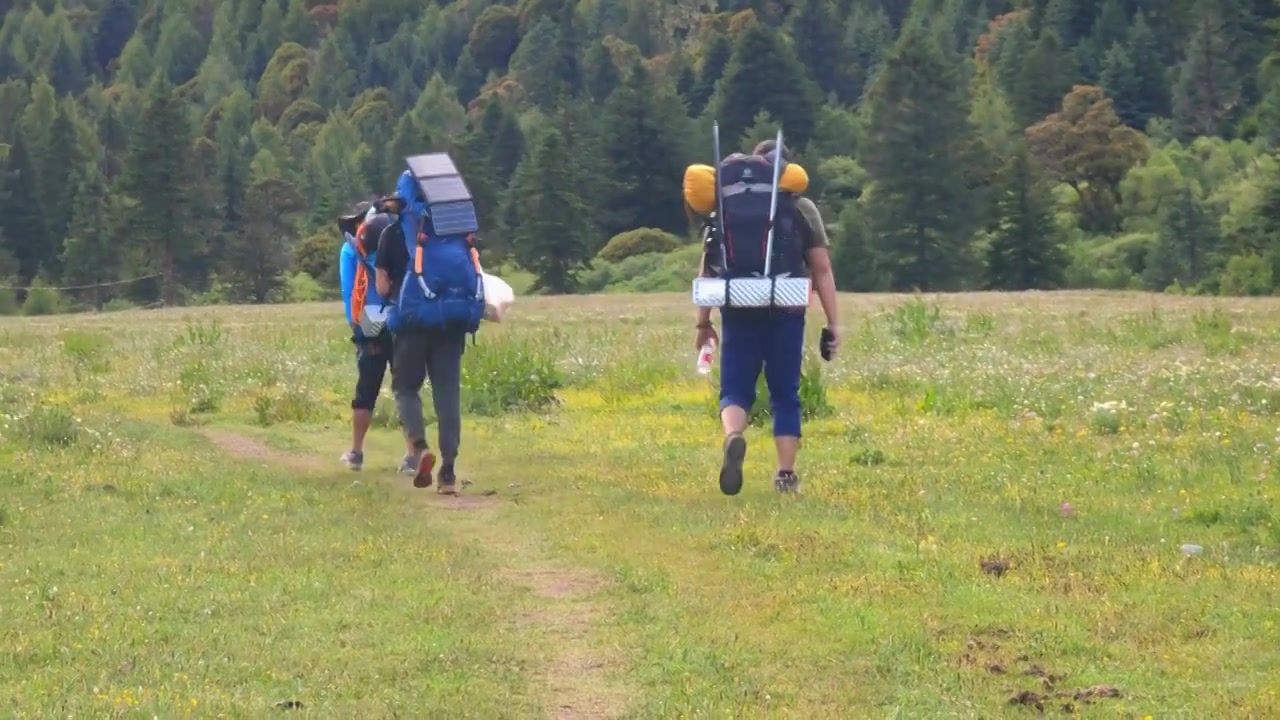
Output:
[392, 329, 465, 463]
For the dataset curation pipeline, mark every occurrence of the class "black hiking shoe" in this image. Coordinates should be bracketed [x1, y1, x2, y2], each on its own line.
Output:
[719, 432, 746, 496]
[437, 464, 457, 495]
[774, 470, 801, 494]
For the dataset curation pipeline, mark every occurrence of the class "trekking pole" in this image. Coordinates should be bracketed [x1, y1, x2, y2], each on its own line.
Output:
[712, 122, 724, 236]
[763, 129, 784, 277]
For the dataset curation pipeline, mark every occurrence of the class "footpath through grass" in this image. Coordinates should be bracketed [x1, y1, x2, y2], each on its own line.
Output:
[3, 292, 1280, 717]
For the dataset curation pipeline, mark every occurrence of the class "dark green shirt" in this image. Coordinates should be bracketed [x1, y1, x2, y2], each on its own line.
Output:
[794, 197, 831, 251]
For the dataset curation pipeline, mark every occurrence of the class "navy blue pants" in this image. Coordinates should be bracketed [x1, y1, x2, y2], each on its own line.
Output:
[718, 308, 806, 437]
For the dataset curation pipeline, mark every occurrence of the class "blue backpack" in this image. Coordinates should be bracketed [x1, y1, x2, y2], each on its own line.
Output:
[387, 154, 485, 336]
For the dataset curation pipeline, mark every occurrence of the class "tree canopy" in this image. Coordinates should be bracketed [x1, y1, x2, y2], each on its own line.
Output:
[3, 0, 1280, 307]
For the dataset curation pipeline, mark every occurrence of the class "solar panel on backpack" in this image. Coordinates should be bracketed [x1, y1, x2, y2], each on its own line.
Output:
[417, 176, 472, 204]
[430, 201, 480, 236]
[405, 152, 479, 235]
[405, 153, 459, 179]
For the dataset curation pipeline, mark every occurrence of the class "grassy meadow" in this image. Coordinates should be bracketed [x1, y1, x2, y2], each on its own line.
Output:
[2, 291, 1280, 718]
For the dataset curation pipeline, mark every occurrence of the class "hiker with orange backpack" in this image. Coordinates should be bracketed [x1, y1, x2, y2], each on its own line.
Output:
[337, 199, 415, 471]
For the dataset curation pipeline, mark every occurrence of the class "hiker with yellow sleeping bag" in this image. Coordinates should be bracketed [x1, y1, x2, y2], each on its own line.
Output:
[684, 136, 841, 496]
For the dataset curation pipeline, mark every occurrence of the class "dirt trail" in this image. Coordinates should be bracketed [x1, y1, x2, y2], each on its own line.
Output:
[501, 565, 631, 719]
[201, 427, 631, 718]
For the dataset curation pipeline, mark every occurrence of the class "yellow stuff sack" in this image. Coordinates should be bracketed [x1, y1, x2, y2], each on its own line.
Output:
[682, 162, 810, 214]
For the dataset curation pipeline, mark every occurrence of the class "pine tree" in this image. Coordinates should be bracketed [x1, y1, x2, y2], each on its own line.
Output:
[862, 23, 978, 291]
[1172, 4, 1242, 139]
[600, 62, 693, 238]
[487, 102, 525, 186]
[1100, 42, 1142, 128]
[1090, 0, 1129, 58]
[228, 176, 305, 302]
[690, 32, 732, 115]
[583, 39, 619, 103]
[507, 128, 593, 293]
[453, 48, 484, 106]
[1125, 11, 1170, 129]
[214, 89, 253, 231]
[991, 14, 1032, 100]
[1014, 30, 1077, 126]
[0, 133, 50, 285]
[59, 163, 119, 309]
[509, 18, 564, 110]
[43, 103, 80, 264]
[789, 0, 847, 101]
[716, 25, 820, 147]
[120, 74, 198, 306]
[281, 0, 314, 47]
[94, 0, 137, 71]
[985, 143, 1067, 289]
[1143, 186, 1221, 289]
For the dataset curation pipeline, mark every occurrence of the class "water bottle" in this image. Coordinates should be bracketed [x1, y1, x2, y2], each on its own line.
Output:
[696, 341, 716, 375]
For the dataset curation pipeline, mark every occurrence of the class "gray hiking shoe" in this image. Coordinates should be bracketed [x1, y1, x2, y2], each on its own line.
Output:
[774, 470, 801, 494]
[719, 432, 746, 496]
[398, 454, 418, 476]
[340, 450, 364, 471]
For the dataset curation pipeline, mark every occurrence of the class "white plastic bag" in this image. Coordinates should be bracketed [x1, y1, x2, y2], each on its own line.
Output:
[481, 273, 514, 322]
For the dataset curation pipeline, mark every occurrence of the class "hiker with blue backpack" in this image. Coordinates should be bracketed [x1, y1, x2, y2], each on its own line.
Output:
[685, 132, 841, 496]
[375, 155, 487, 495]
[337, 199, 417, 472]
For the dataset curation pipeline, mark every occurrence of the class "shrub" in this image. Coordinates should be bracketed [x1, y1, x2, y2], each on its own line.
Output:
[283, 271, 328, 302]
[103, 297, 137, 312]
[1219, 254, 1272, 296]
[0, 286, 16, 315]
[597, 228, 682, 263]
[295, 230, 340, 286]
[579, 244, 701, 293]
[461, 334, 562, 415]
[21, 278, 63, 316]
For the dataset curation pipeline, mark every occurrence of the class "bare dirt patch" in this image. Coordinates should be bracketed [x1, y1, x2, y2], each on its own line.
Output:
[419, 491, 502, 512]
[500, 566, 630, 718]
[203, 428, 502, 511]
[956, 629, 1122, 714]
[503, 567, 606, 599]
[202, 428, 323, 471]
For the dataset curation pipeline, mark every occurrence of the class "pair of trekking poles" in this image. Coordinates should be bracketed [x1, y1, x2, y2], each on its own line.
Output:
[697, 124, 835, 362]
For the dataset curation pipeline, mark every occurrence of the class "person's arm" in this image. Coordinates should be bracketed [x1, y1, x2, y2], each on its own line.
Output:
[694, 230, 716, 348]
[375, 223, 396, 300]
[338, 243, 357, 325]
[796, 198, 839, 333]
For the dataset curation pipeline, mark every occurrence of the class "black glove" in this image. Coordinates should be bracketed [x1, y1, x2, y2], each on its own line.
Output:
[820, 327, 836, 361]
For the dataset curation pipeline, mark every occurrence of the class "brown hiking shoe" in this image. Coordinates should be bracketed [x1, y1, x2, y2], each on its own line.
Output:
[413, 450, 436, 488]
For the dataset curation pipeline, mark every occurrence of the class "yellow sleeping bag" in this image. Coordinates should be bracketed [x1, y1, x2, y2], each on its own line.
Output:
[683, 161, 809, 215]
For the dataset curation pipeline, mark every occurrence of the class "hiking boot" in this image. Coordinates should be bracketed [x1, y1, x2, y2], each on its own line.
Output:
[398, 454, 418, 476]
[340, 450, 363, 471]
[774, 470, 801, 494]
[719, 432, 746, 496]
[412, 450, 436, 489]
[437, 464, 457, 495]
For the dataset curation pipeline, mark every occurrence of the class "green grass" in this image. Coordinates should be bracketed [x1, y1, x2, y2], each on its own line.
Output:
[3, 291, 1280, 717]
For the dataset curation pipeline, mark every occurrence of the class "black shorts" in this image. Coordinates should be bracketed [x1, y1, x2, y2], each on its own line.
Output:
[352, 335, 393, 410]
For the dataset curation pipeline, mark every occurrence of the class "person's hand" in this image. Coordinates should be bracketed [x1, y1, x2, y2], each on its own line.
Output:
[820, 325, 840, 360]
[696, 322, 719, 351]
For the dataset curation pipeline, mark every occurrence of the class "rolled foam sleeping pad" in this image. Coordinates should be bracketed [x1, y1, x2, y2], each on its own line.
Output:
[682, 162, 810, 215]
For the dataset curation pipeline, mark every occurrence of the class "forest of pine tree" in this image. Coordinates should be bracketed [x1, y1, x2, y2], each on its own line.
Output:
[3, 0, 1280, 310]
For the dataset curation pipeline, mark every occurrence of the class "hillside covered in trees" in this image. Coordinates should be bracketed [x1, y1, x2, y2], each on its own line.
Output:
[2, 0, 1280, 310]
